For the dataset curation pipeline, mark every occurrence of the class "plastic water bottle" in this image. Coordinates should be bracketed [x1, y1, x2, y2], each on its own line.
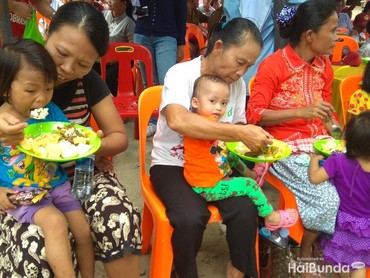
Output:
[72, 154, 95, 201]
[259, 227, 290, 247]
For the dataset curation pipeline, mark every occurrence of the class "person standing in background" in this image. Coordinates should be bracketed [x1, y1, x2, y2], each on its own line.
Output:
[102, 0, 135, 96]
[8, 0, 55, 38]
[0, 0, 12, 45]
[223, 0, 275, 100]
[198, 0, 215, 17]
[133, 0, 186, 137]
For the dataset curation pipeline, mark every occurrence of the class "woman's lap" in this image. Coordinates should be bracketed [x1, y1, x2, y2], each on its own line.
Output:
[150, 165, 258, 277]
[269, 155, 340, 234]
[84, 171, 142, 262]
[0, 171, 142, 276]
[0, 213, 78, 277]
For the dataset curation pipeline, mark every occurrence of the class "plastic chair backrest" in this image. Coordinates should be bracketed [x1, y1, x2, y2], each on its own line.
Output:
[100, 42, 154, 98]
[182, 23, 207, 62]
[138, 86, 258, 277]
[101, 42, 154, 139]
[339, 74, 363, 126]
[331, 35, 359, 63]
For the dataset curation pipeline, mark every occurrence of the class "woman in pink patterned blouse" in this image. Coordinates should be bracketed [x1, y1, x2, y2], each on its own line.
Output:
[247, 0, 342, 273]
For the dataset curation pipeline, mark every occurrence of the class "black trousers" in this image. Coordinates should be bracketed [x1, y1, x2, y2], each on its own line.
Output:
[150, 165, 258, 278]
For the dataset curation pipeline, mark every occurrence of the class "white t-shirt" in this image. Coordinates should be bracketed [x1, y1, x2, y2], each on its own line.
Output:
[151, 56, 247, 167]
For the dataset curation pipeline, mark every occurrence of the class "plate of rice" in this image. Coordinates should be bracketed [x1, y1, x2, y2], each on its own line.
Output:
[313, 139, 346, 157]
[17, 122, 101, 162]
[226, 139, 292, 162]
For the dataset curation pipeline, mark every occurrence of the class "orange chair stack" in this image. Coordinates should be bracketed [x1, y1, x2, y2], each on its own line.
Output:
[182, 23, 207, 62]
[331, 35, 359, 63]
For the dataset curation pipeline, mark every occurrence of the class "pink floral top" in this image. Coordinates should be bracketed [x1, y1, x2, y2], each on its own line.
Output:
[247, 44, 333, 141]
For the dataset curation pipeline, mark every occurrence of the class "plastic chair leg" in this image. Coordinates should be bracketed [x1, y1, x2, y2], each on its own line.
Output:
[134, 118, 139, 140]
[149, 220, 174, 278]
[141, 204, 153, 254]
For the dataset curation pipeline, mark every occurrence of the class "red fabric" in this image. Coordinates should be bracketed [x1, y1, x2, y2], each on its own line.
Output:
[9, 0, 36, 38]
[247, 44, 333, 142]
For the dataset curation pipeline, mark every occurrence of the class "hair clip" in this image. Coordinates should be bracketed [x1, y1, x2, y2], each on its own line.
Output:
[221, 22, 227, 29]
[276, 5, 297, 25]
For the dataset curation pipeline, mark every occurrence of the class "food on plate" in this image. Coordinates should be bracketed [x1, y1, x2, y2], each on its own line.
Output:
[321, 140, 346, 154]
[30, 107, 49, 119]
[234, 142, 261, 157]
[234, 139, 287, 160]
[19, 123, 93, 159]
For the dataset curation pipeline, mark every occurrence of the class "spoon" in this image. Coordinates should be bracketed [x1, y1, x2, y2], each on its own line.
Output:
[330, 118, 343, 139]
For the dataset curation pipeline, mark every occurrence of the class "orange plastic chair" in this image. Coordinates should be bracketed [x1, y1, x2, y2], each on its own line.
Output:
[100, 42, 154, 139]
[331, 35, 359, 63]
[138, 85, 259, 277]
[182, 23, 207, 62]
[339, 74, 363, 126]
[264, 173, 304, 244]
[336, 27, 349, 35]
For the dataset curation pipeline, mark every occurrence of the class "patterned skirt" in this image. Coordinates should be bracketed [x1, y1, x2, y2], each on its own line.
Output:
[269, 155, 340, 234]
[320, 210, 370, 269]
[0, 171, 142, 277]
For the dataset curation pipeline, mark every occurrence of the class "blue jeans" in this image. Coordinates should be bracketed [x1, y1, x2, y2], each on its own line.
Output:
[133, 34, 177, 85]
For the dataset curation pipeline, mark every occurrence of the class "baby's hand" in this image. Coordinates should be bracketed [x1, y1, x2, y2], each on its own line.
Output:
[0, 187, 18, 212]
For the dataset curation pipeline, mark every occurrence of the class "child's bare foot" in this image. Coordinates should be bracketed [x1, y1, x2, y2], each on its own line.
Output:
[264, 209, 298, 231]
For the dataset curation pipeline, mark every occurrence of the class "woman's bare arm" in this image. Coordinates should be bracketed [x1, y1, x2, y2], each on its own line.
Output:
[257, 100, 336, 126]
[164, 104, 272, 151]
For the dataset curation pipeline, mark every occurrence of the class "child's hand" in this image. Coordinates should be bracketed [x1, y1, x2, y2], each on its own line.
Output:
[0, 187, 18, 212]
[310, 153, 324, 161]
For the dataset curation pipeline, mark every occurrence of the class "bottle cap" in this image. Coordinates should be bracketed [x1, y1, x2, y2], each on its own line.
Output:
[259, 227, 271, 238]
[279, 228, 289, 238]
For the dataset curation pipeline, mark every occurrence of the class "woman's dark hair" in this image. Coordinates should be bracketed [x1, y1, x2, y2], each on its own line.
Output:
[363, 1, 370, 14]
[205, 17, 263, 57]
[345, 110, 370, 159]
[279, 0, 336, 47]
[361, 61, 370, 94]
[48, 1, 109, 57]
[0, 38, 57, 103]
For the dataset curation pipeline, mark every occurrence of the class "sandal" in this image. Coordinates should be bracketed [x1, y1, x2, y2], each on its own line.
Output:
[253, 162, 269, 187]
[265, 209, 298, 231]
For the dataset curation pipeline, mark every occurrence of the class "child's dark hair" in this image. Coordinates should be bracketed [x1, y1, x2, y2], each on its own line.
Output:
[192, 74, 229, 98]
[205, 18, 263, 57]
[0, 38, 57, 103]
[49, 1, 109, 57]
[279, 0, 336, 47]
[345, 111, 370, 159]
[361, 60, 370, 95]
